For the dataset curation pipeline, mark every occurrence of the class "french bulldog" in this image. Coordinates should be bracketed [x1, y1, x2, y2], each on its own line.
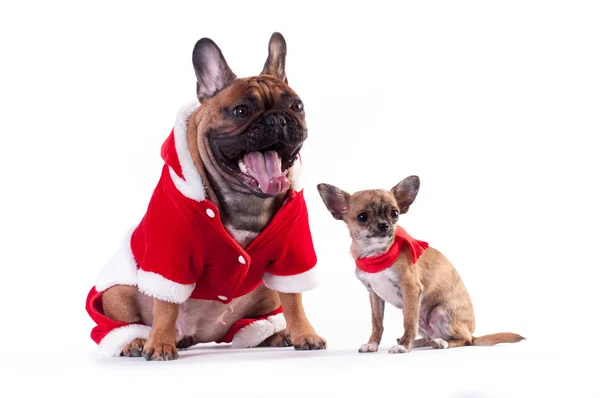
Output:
[86, 33, 326, 361]
[317, 176, 524, 354]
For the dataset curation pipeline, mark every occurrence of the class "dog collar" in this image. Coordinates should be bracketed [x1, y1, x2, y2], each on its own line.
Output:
[355, 227, 429, 273]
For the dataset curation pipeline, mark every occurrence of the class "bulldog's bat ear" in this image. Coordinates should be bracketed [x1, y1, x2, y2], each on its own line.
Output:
[261, 32, 288, 83]
[317, 183, 350, 221]
[192, 38, 236, 102]
[391, 176, 420, 214]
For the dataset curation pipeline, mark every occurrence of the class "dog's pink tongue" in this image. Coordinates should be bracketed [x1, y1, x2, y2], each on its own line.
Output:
[244, 151, 290, 195]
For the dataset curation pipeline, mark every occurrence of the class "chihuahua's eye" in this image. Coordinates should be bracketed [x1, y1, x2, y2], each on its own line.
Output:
[391, 209, 399, 219]
[357, 212, 368, 223]
[291, 100, 304, 112]
[233, 105, 252, 118]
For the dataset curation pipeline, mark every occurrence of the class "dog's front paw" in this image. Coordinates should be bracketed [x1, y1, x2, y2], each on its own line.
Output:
[395, 335, 414, 352]
[358, 342, 379, 353]
[291, 333, 327, 350]
[142, 339, 179, 361]
[388, 344, 410, 354]
[121, 338, 146, 357]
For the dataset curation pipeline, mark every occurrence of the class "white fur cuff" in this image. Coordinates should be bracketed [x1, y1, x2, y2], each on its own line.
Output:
[137, 269, 196, 304]
[263, 266, 320, 293]
[231, 313, 286, 349]
[98, 324, 152, 358]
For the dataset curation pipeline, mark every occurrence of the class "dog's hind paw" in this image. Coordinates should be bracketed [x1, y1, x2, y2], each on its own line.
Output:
[121, 338, 146, 357]
[430, 338, 449, 349]
[258, 331, 292, 347]
[176, 335, 196, 349]
[388, 344, 409, 354]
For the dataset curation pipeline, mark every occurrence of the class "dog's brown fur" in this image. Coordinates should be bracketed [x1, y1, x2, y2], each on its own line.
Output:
[101, 33, 325, 360]
[318, 176, 524, 353]
[186, 75, 299, 233]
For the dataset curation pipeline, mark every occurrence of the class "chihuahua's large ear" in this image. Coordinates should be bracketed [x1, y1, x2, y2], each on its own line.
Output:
[192, 38, 236, 102]
[317, 183, 350, 220]
[260, 32, 287, 83]
[391, 176, 420, 214]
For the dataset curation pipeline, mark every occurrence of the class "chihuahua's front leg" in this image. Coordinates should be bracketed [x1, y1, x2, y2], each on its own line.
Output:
[359, 291, 385, 353]
[389, 270, 422, 354]
[142, 298, 179, 361]
[279, 292, 327, 350]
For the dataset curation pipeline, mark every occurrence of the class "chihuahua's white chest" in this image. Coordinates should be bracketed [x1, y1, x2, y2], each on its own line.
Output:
[356, 268, 404, 309]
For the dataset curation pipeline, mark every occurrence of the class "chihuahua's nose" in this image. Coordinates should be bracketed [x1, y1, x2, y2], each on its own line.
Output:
[378, 223, 389, 232]
[265, 114, 287, 127]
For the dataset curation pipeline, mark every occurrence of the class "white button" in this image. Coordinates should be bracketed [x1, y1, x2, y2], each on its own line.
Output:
[206, 209, 215, 218]
[238, 255, 246, 264]
[217, 295, 228, 301]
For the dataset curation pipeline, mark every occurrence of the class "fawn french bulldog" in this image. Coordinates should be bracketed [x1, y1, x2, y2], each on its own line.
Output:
[317, 176, 524, 353]
[85, 33, 325, 361]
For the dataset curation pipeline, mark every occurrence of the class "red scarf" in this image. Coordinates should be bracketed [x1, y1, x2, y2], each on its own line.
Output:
[355, 227, 429, 273]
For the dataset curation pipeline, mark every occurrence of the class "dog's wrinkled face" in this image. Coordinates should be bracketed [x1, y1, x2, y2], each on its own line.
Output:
[317, 176, 421, 247]
[191, 33, 307, 197]
[200, 76, 306, 196]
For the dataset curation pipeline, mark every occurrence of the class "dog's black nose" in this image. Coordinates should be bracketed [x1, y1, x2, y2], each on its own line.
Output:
[266, 114, 287, 127]
[378, 223, 389, 232]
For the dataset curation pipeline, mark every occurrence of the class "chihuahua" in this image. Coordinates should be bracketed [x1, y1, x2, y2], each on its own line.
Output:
[317, 176, 524, 354]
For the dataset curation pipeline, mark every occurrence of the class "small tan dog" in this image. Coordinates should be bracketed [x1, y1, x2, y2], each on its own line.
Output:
[317, 176, 524, 354]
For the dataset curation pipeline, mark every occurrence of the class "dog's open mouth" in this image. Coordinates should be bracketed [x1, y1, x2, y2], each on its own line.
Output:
[217, 142, 300, 196]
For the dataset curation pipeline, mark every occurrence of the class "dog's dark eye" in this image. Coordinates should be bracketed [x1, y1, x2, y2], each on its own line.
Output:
[291, 100, 304, 112]
[233, 105, 251, 118]
[391, 209, 399, 219]
[357, 212, 368, 223]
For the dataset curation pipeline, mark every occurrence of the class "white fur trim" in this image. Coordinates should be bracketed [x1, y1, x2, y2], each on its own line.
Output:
[289, 157, 303, 192]
[267, 313, 286, 333]
[98, 324, 151, 357]
[95, 228, 138, 292]
[231, 319, 273, 348]
[230, 312, 286, 349]
[263, 266, 320, 293]
[137, 269, 196, 304]
[169, 99, 206, 202]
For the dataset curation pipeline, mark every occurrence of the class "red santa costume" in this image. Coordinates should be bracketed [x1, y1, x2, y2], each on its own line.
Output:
[85, 101, 319, 357]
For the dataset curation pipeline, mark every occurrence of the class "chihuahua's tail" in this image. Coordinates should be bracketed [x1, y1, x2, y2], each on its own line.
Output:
[472, 333, 525, 346]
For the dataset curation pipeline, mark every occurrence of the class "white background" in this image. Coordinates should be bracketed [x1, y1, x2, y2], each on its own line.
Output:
[1, 1, 598, 397]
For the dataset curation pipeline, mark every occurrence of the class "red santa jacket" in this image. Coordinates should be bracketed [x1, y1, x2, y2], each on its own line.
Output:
[94, 101, 319, 304]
